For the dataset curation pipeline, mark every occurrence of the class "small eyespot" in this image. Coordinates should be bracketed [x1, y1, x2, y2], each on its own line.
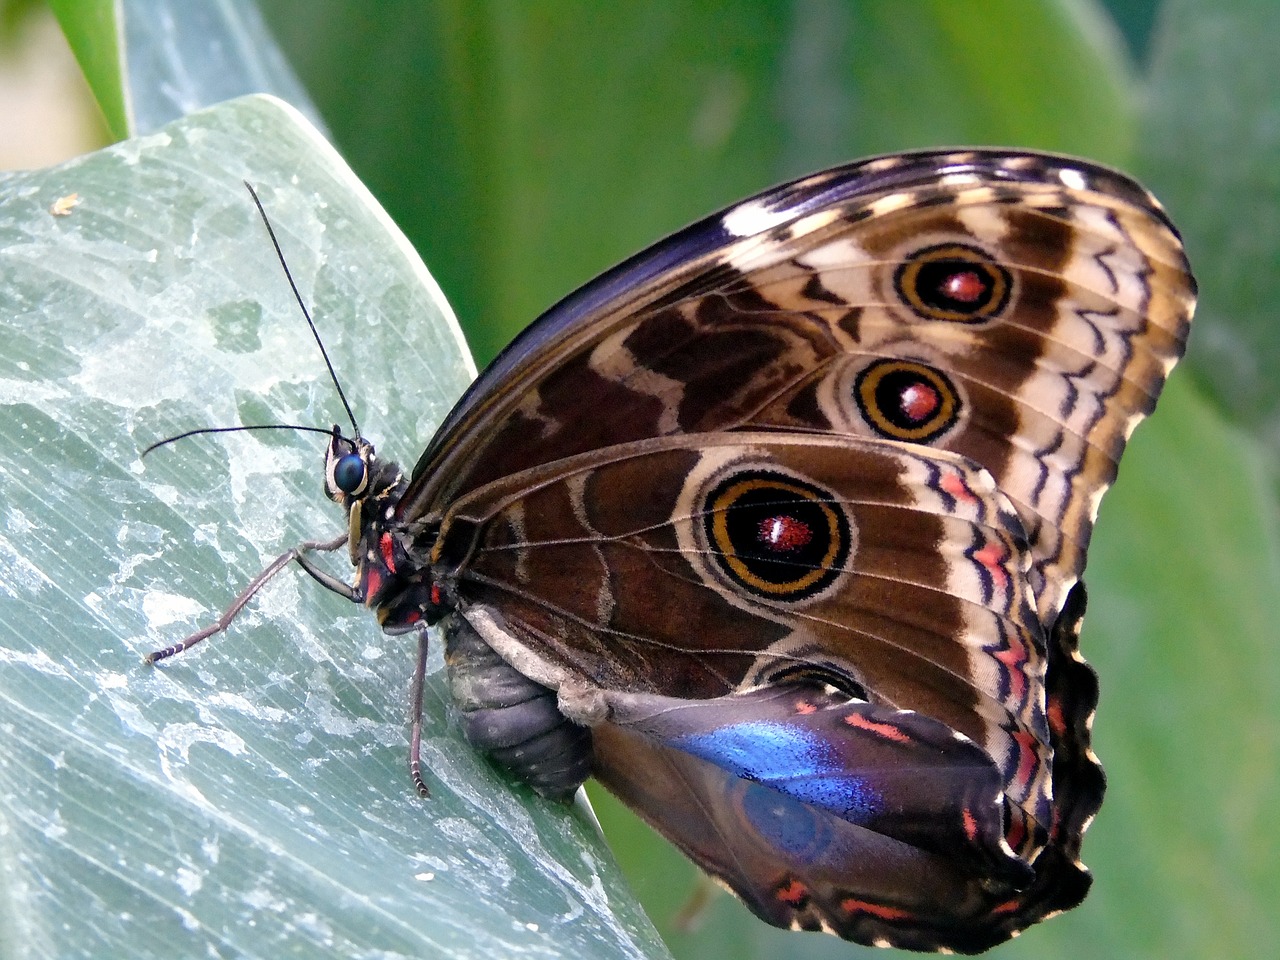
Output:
[894, 243, 1011, 322]
[854, 359, 961, 443]
[332, 453, 368, 495]
[703, 470, 851, 602]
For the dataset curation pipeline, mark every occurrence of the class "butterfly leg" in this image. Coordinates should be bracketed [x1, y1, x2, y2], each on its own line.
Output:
[408, 627, 431, 797]
[145, 532, 350, 663]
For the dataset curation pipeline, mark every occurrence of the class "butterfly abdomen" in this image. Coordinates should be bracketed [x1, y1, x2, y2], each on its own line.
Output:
[444, 614, 594, 800]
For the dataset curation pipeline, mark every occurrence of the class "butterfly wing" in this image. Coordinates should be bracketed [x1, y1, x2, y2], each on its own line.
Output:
[397, 150, 1186, 949]
[589, 685, 1032, 954]
[430, 431, 1082, 949]
[404, 149, 1195, 627]
[586, 590, 1100, 952]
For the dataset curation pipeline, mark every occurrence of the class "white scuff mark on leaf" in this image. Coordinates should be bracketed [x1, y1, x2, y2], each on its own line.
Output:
[207, 690, 289, 724]
[141, 589, 206, 629]
[156, 721, 247, 806]
[0, 645, 70, 678]
[107, 689, 158, 738]
[175, 865, 204, 896]
[0, 535, 54, 599]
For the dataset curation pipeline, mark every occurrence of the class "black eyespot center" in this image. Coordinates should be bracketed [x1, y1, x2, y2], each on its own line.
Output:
[895, 242, 1011, 322]
[703, 470, 851, 601]
[855, 359, 961, 443]
[333, 452, 368, 494]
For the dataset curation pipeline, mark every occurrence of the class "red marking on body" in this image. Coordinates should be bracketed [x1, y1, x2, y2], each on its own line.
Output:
[776, 877, 809, 906]
[844, 712, 912, 744]
[840, 898, 912, 921]
[379, 532, 397, 573]
[973, 541, 1009, 588]
[898, 382, 940, 422]
[941, 270, 986, 303]
[962, 807, 978, 841]
[758, 515, 813, 552]
[940, 471, 977, 503]
[364, 567, 382, 602]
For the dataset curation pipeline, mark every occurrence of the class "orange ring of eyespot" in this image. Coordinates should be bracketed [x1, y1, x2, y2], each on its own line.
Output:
[855, 359, 960, 442]
[894, 243, 1010, 322]
[706, 474, 848, 599]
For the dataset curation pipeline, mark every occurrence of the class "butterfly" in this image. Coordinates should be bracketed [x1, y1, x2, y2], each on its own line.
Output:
[151, 150, 1195, 953]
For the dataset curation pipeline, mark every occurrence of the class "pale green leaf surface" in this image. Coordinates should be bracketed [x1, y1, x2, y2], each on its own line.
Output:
[0, 95, 667, 960]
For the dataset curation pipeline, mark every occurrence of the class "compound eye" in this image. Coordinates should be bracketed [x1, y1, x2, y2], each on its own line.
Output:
[331, 452, 368, 495]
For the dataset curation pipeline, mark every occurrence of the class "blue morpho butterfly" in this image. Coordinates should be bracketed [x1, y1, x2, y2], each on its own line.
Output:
[148, 151, 1195, 952]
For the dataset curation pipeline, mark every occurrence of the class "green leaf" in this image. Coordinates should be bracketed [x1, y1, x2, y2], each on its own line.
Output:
[1083, 378, 1280, 960]
[0, 95, 667, 960]
[1136, 0, 1280, 445]
[48, 0, 128, 139]
[51, 0, 323, 139]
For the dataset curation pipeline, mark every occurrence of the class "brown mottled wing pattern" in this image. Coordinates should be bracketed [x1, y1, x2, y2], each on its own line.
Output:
[433, 433, 1079, 949]
[403, 150, 1195, 629]
[437, 433, 1055, 849]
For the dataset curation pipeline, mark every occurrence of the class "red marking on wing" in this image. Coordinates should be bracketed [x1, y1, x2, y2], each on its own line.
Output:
[1046, 693, 1067, 737]
[962, 807, 979, 841]
[942, 270, 986, 303]
[1005, 813, 1027, 852]
[840, 898, 912, 922]
[844, 712, 912, 744]
[1011, 730, 1041, 791]
[363, 567, 383, 603]
[993, 643, 1028, 703]
[940, 470, 977, 503]
[899, 382, 940, 421]
[793, 699, 818, 715]
[776, 877, 810, 906]
[973, 541, 1010, 589]
[430, 583, 443, 607]
[759, 515, 813, 551]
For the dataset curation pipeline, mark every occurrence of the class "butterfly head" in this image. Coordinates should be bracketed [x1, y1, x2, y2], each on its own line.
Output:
[323, 426, 402, 508]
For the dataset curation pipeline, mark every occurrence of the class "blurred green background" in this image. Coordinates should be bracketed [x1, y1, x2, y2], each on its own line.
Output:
[3, 1, 1277, 958]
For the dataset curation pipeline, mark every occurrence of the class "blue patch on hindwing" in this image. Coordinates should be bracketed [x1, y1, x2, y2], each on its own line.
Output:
[673, 720, 881, 824]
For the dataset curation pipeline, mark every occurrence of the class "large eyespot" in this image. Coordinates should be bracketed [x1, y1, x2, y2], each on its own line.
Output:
[854, 359, 960, 443]
[329, 452, 368, 496]
[703, 470, 851, 602]
[894, 243, 1011, 322]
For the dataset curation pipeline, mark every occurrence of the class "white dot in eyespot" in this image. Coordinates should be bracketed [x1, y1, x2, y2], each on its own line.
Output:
[1058, 168, 1088, 192]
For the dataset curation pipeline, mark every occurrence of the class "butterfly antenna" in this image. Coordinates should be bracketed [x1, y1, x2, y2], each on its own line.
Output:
[142, 423, 339, 458]
[243, 181, 361, 438]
